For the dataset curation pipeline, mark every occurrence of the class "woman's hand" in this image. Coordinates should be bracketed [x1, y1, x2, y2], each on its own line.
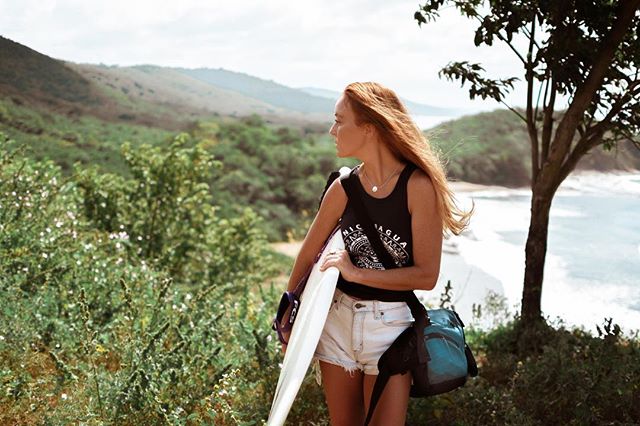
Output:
[319, 249, 359, 282]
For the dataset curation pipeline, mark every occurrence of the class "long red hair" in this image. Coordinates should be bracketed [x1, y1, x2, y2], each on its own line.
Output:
[343, 81, 474, 237]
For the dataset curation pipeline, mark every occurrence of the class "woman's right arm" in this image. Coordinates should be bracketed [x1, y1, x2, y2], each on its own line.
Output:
[285, 178, 347, 292]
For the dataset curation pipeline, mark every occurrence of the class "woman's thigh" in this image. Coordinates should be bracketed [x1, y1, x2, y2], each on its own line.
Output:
[363, 372, 411, 426]
[319, 361, 365, 426]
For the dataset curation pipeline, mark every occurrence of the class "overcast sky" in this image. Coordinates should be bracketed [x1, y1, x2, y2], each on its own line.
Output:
[1, 0, 541, 113]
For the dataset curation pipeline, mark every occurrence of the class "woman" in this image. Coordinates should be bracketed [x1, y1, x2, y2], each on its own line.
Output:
[281, 82, 473, 425]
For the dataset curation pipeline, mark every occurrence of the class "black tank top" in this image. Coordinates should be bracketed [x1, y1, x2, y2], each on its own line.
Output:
[337, 162, 417, 301]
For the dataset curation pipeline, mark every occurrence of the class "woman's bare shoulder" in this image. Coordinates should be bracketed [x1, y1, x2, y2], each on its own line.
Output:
[407, 168, 437, 212]
[320, 175, 348, 213]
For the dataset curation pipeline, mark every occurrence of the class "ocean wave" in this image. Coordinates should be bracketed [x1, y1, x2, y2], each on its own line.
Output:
[446, 192, 640, 335]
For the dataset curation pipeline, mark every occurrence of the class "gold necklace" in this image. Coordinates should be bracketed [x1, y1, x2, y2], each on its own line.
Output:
[360, 163, 404, 193]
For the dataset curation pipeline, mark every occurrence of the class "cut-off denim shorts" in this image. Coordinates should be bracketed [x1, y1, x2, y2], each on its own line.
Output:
[312, 287, 415, 382]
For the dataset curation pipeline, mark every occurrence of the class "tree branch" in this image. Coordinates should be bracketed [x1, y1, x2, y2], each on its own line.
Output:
[541, 78, 556, 165]
[526, 17, 540, 184]
[559, 83, 640, 189]
[556, 131, 604, 190]
[540, 0, 640, 190]
[470, 13, 528, 66]
[583, 80, 640, 141]
[534, 70, 548, 122]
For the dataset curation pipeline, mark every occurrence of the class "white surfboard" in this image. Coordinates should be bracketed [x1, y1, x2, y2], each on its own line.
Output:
[267, 226, 345, 426]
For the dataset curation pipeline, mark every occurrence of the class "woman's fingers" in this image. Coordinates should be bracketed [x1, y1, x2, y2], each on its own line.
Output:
[320, 250, 344, 271]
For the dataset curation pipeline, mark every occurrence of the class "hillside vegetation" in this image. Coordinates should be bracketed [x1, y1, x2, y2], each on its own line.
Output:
[429, 109, 640, 187]
[0, 36, 99, 107]
[1, 133, 638, 425]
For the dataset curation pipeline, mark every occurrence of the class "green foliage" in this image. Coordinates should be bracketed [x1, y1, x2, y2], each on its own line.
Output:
[0, 97, 173, 175]
[193, 116, 345, 241]
[405, 291, 640, 425]
[428, 109, 532, 186]
[0, 133, 285, 424]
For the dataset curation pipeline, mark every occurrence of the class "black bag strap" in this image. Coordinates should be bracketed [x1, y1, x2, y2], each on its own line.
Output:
[340, 167, 397, 269]
[318, 170, 342, 210]
[340, 167, 430, 426]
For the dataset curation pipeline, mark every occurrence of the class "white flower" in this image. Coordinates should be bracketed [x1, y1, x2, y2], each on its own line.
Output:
[61, 393, 68, 400]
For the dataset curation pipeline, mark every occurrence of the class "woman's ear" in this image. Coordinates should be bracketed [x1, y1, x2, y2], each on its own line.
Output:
[364, 123, 376, 137]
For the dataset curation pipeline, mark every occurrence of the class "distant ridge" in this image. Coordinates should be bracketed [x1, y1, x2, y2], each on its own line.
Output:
[174, 67, 334, 114]
[298, 86, 463, 117]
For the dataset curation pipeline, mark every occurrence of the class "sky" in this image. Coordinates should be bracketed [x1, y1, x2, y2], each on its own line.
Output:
[1, 0, 546, 114]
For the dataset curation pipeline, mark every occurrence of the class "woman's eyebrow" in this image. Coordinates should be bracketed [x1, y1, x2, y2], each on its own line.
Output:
[334, 113, 343, 118]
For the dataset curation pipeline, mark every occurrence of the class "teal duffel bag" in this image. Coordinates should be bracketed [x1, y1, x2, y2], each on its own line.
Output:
[406, 303, 478, 397]
[364, 301, 479, 426]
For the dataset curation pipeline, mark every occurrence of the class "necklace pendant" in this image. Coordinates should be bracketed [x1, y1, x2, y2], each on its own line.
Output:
[372, 186, 378, 193]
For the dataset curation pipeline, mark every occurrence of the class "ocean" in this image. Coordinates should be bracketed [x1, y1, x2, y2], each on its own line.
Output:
[420, 170, 640, 336]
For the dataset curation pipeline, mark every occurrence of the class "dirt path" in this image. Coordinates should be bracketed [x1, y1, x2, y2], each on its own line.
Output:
[270, 241, 303, 258]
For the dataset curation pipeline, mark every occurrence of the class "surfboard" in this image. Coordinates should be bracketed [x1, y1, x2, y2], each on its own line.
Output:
[267, 225, 345, 426]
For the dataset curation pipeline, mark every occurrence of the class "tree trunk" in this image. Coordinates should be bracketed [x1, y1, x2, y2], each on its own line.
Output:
[521, 189, 553, 323]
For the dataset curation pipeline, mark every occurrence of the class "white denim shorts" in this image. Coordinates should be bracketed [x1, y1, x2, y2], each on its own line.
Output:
[312, 287, 415, 380]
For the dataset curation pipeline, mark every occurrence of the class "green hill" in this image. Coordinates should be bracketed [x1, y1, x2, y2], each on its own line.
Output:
[0, 36, 100, 107]
[429, 109, 640, 187]
[68, 63, 328, 129]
